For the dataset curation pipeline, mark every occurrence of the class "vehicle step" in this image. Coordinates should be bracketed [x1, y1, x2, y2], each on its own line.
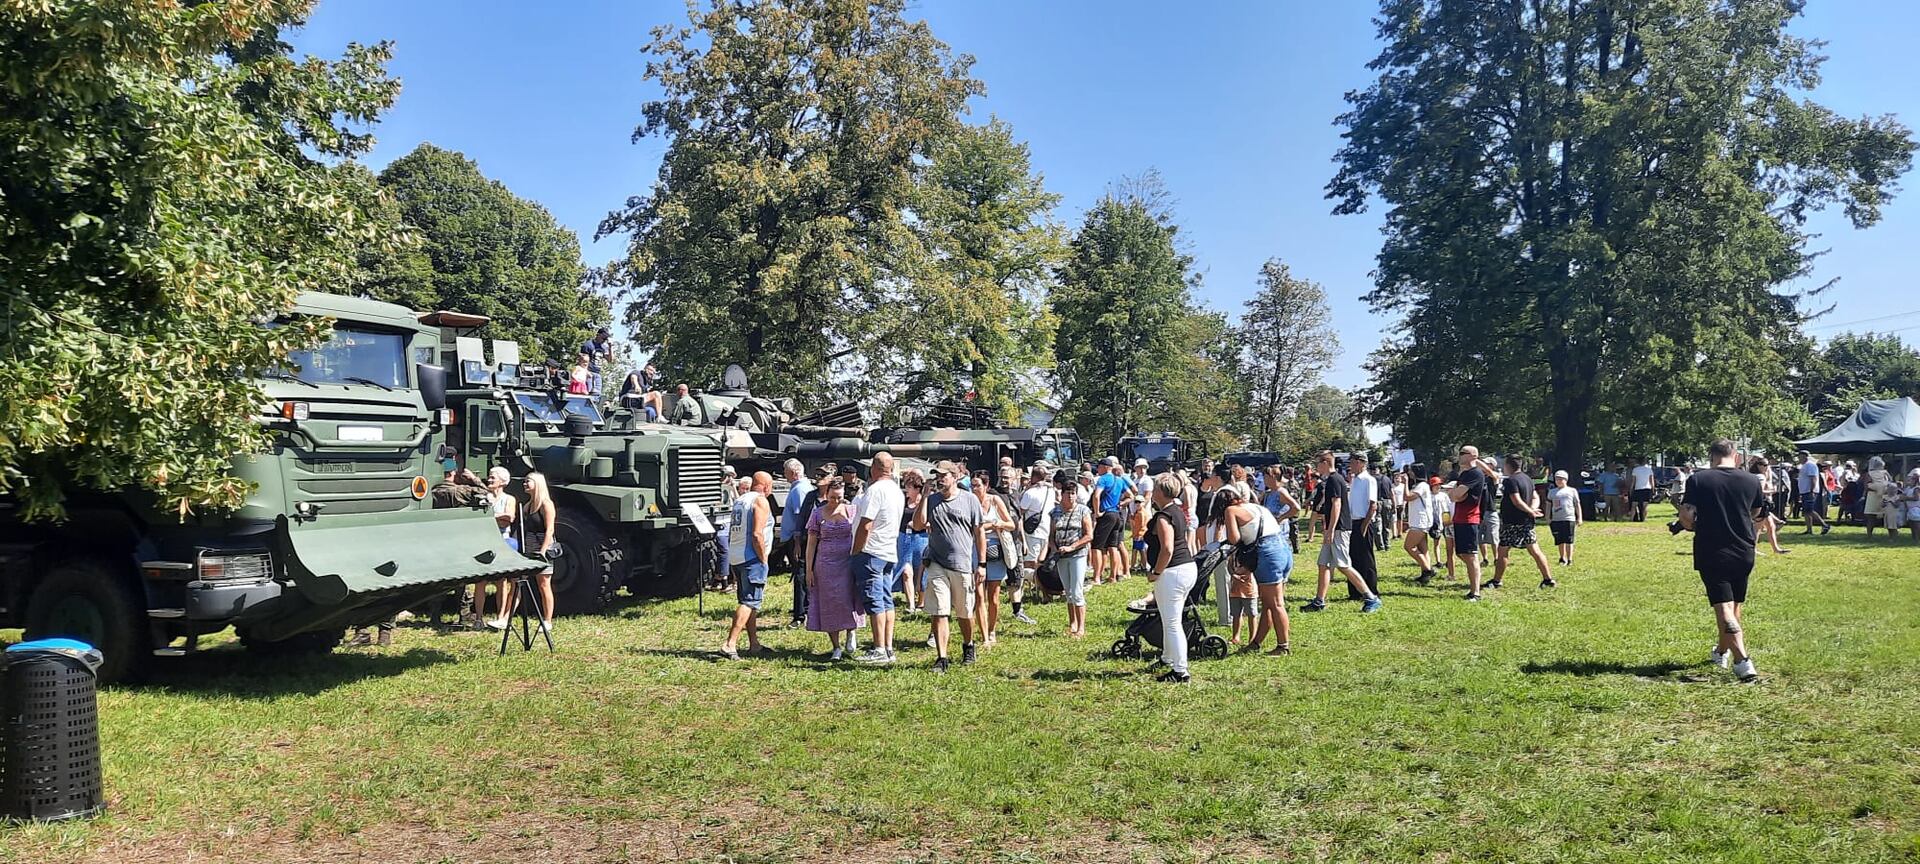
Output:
[151, 647, 189, 657]
[148, 608, 186, 619]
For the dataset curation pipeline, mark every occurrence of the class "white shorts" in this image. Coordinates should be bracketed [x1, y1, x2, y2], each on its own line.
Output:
[922, 562, 974, 619]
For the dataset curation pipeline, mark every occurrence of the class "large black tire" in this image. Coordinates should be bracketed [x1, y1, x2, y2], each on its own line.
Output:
[236, 628, 344, 656]
[23, 557, 150, 684]
[650, 536, 706, 599]
[548, 506, 614, 616]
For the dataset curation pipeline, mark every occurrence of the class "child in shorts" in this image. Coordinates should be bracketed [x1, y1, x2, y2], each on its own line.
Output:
[1228, 565, 1256, 644]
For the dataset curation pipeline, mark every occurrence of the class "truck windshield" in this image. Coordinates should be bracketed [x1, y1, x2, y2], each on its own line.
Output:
[1130, 441, 1177, 462]
[282, 328, 409, 389]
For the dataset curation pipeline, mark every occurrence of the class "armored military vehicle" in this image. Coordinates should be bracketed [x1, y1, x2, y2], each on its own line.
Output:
[876, 399, 1083, 477]
[426, 313, 728, 613]
[0, 293, 539, 681]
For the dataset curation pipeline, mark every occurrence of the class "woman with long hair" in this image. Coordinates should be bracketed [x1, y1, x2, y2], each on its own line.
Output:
[895, 468, 928, 611]
[1750, 456, 1790, 554]
[498, 472, 558, 632]
[972, 470, 1018, 646]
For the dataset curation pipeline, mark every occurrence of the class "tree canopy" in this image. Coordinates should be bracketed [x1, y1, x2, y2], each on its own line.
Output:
[599, 0, 980, 400]
[1792, 332, 1920, 431]
[0, 1, 399, 518]
[1237, 260, 1338, 452]
[361, 143, 605, 364]
[1332, 0, 1914, 466]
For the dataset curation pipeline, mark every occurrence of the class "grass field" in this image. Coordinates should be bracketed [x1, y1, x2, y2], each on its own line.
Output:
[3, 506, 1917, 863]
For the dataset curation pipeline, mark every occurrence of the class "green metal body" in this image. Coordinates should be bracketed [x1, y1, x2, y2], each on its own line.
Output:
[0, 292, 538, 678]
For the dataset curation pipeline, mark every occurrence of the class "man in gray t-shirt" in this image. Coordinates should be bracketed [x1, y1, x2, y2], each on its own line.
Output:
[914, 460, 987, 670]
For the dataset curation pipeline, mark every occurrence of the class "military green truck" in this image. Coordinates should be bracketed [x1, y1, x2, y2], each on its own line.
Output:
[1118, 432, 1197, 474]
[0, 293, 540, 682]
[425, 313, 728, 614]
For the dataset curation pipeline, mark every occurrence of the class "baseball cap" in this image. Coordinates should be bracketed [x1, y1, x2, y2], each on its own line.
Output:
[1553, 470, 1569, 480]
[1428, 476, 1442, 486]
[931, 460, 961, 477]
[1101, 455, 1120, 468]
[722, 465, 737, 477]
[1133, 458, 1149, 468]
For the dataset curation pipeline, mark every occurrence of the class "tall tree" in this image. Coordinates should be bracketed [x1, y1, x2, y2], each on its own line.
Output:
[1238, 260, 1338, 451]
[1052, 174, 1228, 451]
[362, 144, 605, 364]
[868, 118, 1065, 423]
[1331, 0, 1914, 468]
[0, 2, 399, 518]
[598, 0, 980, 400]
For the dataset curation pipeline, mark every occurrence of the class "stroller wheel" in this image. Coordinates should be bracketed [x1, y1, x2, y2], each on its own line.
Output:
[1110, 638, 1139, 660]
[1201, 635, 1229, 659]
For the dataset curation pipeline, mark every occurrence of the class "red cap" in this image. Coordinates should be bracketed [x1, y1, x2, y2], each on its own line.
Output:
[1428, 476, 1442, 486]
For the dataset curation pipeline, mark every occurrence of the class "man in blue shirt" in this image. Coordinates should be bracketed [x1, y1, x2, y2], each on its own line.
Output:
[1092, 456, 1134, 584]
[1595, 464, 1622, 522]
[779, 458, 814, 626]
[580, 327, 612, 393]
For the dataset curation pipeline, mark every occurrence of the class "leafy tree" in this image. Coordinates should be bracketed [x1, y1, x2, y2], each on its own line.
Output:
[1792, 331, 1920, 429]
[361, 143, 605, 364]
[1052, 175, 1208, 451]
[1237, 260, 1337, 451]
[599, 0, 980, 401]
[0, 2, 399, 518]
[868, 119, 1065, 423]
[1331, 0, 1914, 469]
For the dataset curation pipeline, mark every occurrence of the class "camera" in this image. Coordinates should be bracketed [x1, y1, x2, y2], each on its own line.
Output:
[1667, 520, 1689, 536]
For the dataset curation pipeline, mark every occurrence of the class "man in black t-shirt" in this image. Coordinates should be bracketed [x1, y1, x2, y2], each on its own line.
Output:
[1495, 455, 1557, 589]
[1443, 445, 1491, 600]
[1302, 451, 1381, 613]
[1678, 439, 1766, 682]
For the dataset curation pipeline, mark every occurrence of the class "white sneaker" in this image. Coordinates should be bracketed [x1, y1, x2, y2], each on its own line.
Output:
[486, 617, 509, 631]
[1732, 658, 1758, 682]
[853, 648, 888, 664]
[539, 620, 553, 634]
[829, 647, 843, 661]
[1710, 650, 1729, 669]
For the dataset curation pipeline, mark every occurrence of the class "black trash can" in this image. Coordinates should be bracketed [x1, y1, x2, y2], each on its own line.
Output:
[1, 638, 105, 822]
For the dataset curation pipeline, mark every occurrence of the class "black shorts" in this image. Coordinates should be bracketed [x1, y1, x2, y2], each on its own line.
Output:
[1631, 488, 1653, 504]
[1093, 512, 1124, 550]
[1451, 523, 1480, 558]
[1549, 520, 1576, 546]
[1699, 560, 1753, 605]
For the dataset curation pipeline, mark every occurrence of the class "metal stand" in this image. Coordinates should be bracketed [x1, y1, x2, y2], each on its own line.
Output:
[498, 574, 554, 655]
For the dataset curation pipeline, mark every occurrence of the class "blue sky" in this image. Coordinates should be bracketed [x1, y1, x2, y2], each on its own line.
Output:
[293, 1, 1920, 390]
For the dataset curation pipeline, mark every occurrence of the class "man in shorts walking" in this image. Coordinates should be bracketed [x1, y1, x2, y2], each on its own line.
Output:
[1092, 456, 1133, 584]
[1445, 445, 1492, 601]
[1494, 455, 1555, 589]
[1796, 450, 1832, 535]
[1302, 450, 1381, 613]
[1677, 439, 1766, 681]
[916, 461, 988, 672]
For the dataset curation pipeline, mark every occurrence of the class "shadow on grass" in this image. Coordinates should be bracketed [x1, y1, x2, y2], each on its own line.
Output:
[132, 646, 458, 698]
[1519, 659, 1700, 679]
[1029, 668, 1137, 682]
[1779, 530, 1920, 549]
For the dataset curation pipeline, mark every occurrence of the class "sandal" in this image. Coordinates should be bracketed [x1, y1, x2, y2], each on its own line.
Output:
[1266, 643, 1291, 656]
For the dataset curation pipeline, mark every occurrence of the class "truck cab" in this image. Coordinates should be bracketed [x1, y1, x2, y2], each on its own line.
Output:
[1118, 433, 1194, 475]
[0, 293, 539, 682]
[425, 314, 728, 613]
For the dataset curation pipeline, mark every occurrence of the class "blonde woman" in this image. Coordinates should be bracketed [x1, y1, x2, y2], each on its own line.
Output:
[500, 472, 558, 632]
[1864, 457, 1893, 538]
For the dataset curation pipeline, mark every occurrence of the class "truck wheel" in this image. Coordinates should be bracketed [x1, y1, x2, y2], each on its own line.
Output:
[236, 628, 344, 656]
[23, 557, 150, 683]
[549, 506, 613, 616]
[652, 537, 705, 599]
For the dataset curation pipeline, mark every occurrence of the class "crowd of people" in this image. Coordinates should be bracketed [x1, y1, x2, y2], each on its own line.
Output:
[702, 439, 1828, 684]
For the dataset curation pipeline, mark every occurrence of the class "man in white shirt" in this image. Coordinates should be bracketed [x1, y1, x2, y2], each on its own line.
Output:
[1346, 452, 1381, 597]
[1797, 450, 1831, 534]
[849, 452, 905, 663]
[1630, 458, 1656, 522]
[1016, 464, 1056, 620]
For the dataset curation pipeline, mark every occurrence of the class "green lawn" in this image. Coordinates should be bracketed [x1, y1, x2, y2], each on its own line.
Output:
[4, 507, 1918, 863]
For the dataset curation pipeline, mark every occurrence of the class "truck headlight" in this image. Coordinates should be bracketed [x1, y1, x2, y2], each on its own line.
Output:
[198, 552, 272, 583]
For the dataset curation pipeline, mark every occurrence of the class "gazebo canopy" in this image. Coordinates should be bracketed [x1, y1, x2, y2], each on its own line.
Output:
[1794, 397, 1920, 455]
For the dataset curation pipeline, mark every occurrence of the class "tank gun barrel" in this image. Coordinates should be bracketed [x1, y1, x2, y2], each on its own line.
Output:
[793, 439, 980, 459]
[783, 424, 869, 440]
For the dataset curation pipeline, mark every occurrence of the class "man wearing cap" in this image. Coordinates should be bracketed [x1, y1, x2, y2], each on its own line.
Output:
[849, 453, 904, 664]
[1796, 450, 1831, 534]
[1092, 456, 1134, 585]
[1547, 468, 1582, 567]
[915, 460, 987, 671]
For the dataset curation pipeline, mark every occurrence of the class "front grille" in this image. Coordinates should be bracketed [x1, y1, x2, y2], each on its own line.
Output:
[671, 444, 726, 509]
[291, 455, 418, 515]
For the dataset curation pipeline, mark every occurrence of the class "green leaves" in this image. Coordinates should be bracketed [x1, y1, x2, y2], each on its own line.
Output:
[358, 144, 605, 365]
[1335, 0, 1915, 465]
[0, 1, 398, 519]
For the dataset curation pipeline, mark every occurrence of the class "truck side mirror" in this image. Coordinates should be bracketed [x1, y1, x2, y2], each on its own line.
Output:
[418, 363, 448, 411]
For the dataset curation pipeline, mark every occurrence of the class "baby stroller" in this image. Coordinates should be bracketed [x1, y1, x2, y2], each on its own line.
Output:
[1110, 547, 1231, 662]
